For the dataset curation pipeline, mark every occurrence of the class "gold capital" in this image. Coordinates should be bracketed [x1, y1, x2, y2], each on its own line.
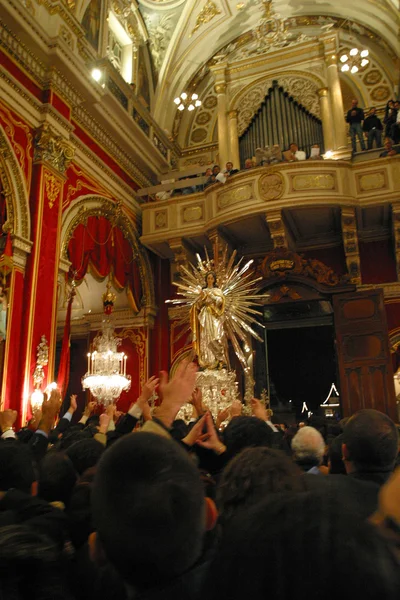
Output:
[318, 88, 329, 98]
[228, 110, 238, 119]
[215, 83, 226, 95]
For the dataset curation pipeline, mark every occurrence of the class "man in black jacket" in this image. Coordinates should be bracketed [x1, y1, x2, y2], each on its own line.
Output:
[363, 107, 383, 149]
[346, 98, 366, 152]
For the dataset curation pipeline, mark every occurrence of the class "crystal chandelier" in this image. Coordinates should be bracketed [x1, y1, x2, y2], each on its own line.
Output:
[82, 282, 131, 405]
[173, 92, 201, 112]
[340, 48, 369, 74]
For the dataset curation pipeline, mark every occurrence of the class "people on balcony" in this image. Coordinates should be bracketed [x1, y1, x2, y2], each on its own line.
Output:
[204, 165, 221, 188]
[379, 139, 400, 158]
[363, 108, 383, 150]
[223, 162, 239, 177]
[346, 99, 366, 153]
[283, 143, 306, 162]
[244, 158, 255, 169]
[384, 100, 399, 140]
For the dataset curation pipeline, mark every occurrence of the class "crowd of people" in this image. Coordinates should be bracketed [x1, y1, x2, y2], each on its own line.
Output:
[0, 359, 399, 599]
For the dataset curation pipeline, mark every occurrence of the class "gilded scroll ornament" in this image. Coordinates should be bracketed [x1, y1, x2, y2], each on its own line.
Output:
[218, 185, 252, 209]
[183, 205, 203, 223]
[292, 174, 335, 191]
[258, 172, 284, 201]
[358, 172, 386, 192]
[155, 210, 167, 229]
[44, 171, 62, 209]
[34, 124, 75, 174]
[190, 0, 221, 37]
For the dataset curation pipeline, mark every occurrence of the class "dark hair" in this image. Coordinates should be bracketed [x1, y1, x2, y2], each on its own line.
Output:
[0, 441, 35, 494]
[0, 525, 70, 600]
[223, 416, 273, 460]
[217, 447, 305, 525]
[58, 428, 92, 451]
[203, 270, 217, 288]
[328, 433, 346, 475]
[92, 432, 205, 590]
[204, 492, 400, 600]
[343, 409, 399, 472]
[38, 452, 77, 506]
[65, 438, 104, 475]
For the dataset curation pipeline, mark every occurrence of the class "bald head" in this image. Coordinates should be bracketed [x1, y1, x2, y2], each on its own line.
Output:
[291, 426, 325, 467]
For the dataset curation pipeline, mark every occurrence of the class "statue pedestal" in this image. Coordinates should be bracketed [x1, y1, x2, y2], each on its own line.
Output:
[196, 368, 238, 419]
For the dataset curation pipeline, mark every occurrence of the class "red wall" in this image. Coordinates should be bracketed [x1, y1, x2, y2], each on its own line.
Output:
[359, 240, 397, 284]
[301, 245, 347, 276]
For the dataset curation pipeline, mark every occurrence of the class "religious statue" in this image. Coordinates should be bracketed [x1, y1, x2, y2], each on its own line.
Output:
[0, 282, 7, 341]
[167, 246, 265, 371]
[191, 271, 228, 369]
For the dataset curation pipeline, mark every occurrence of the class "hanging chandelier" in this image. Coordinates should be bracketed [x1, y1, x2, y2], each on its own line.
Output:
[82, 281, 131, 405]
[173, 92, 201, 112]
[339, 48, 369, 74]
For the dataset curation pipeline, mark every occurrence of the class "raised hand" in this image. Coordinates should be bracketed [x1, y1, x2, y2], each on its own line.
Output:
[230, 399, 243, 418]
[190, 387, 206, 417]
[216, 406, 230, 430]
[99, 412, 111, 434]
[156, 360, 198, 428]
[182, 414, 207, 447]
[196, 412, 226, 455]
[0, 409, 17, 431]
[83, 401, 96, 418]
[251, 397, 267, 421]
[39, 387, 62, 434]
[139, 376, 159, 403]
[68, 394, 78, 414]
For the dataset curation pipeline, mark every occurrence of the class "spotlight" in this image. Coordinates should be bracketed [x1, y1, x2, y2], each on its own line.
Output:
[195, 100, 202, 107]
[188, 104, 195, 111]
[350, 48, 358, 56]
[181, 92, 187, 100]
[361, 59, 369, 67]
[191, 93, 198, 100]
[91, 68, 102, 82]
[341, 64, 350, 72]
[360, 49, 369, 58]
[178, 104, 185, 111]
[340, 54, 348, 63]
[174, 97, 181, 105]
[351, 65, 359, 74]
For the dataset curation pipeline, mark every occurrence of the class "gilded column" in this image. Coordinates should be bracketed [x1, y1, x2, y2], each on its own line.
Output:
[325, 51, 349, 151]
[228, 110, 240, 170]
[215, 82, 229, 168]
[341, 207, 361, 285]
[17, 123, 74, 424]
[317, 88, 335, 152]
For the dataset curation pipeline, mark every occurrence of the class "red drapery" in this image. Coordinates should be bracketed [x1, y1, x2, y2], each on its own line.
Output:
[67, 216, 142, 312]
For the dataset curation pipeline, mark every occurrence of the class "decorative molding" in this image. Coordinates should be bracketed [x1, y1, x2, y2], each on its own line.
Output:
[190, 0, 221, 38]
[259, 172, 284, 201]
[34, 124, 74, 173]
[182, 204, 203, 223]
[218, 185, 253, 209]
[356, 170, 388, 193]
[290, 173, 336, 192]
[341, 207, 361, 285]
[155, 210, 168, 229]
[44, 170, 62, 208]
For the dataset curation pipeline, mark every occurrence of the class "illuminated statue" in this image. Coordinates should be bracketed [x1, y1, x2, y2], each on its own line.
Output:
[191, 270, 227, 369]
[168, 246, 265, 371]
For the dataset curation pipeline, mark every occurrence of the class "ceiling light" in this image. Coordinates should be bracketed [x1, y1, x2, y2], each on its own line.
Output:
[91, 68, 102, 82]
[178, 104, 185, 111]
[351, 65, 359, 74]
[188, 104, 195, 111]
[174, 97, 181, 105]
[360, 49, 369, 58]
[181, 92, 187, 100]
[361, 59, 369, 67]
[191, 93, 198, 100]
[350, 48, 358, 56]
[340, 54, 348, 63]
[195, 100, 201, 107]
[341, 64, 350, 72]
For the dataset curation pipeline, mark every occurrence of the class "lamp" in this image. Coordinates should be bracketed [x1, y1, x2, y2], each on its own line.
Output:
[82, 281, 131, 405]
[340, 48, 369, 74]
[173, 92, 202, 111]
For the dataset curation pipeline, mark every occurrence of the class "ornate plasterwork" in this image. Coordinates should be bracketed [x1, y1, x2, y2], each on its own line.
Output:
[233, 74, 322, 136]
[61, 196, 155, 310]
[34, 124, 75, 174]
[143, 12, 175, 72]
[190, 0, 221, 38]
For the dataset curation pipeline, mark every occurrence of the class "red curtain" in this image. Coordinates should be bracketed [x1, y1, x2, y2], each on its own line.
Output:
[67, 216, 142, 312]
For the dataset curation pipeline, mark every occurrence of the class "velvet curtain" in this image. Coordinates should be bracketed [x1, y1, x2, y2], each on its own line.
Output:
[67, 216, 142, 312]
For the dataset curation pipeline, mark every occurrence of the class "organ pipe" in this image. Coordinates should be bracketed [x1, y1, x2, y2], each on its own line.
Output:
[239, 81, 324, 167]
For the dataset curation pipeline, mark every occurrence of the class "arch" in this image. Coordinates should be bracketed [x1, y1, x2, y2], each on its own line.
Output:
[0, 125, 31, 242]
[61, 195, 155, 312]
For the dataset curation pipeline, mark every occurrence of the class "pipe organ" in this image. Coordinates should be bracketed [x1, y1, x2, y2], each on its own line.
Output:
[239, 80, 324, 167]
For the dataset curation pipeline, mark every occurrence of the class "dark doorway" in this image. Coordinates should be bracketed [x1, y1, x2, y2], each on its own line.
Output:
[254, 324, 337, 418]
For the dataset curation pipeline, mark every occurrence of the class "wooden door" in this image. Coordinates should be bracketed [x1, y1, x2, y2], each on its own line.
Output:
[333, 290, 397, 421]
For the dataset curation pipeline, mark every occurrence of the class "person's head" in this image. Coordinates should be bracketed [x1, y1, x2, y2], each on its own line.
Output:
[91, 432, 206, 591]
[0, 441, 36, 495]
[223, 416, 273, 460]
[342, 409, 399, 474]
[217, 447, 305, 526]
[225, 162, 233, 171]
[328, 433, 346, 475]
[38, 452, 77, 507]
[204, 492, 400, 600]
[244, 158, 254, 169]
[384, 139, 394, 151]
[351, 98, 358, 107]
[289, 142, 298, 153]
[65, 438, 104, 476]
[0, 525, 70, 600]
[291, 426, 325, 468]
[204, 270, 217, 289]
[205, 167, 212, 177]
[212, 165, 220, 175]
[388, 100, 394, 108]
[394, 101, 400, 109]
[369, 107, 376, 115]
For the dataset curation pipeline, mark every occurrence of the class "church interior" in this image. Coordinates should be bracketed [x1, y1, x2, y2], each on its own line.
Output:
[0, 0, 400, 424]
